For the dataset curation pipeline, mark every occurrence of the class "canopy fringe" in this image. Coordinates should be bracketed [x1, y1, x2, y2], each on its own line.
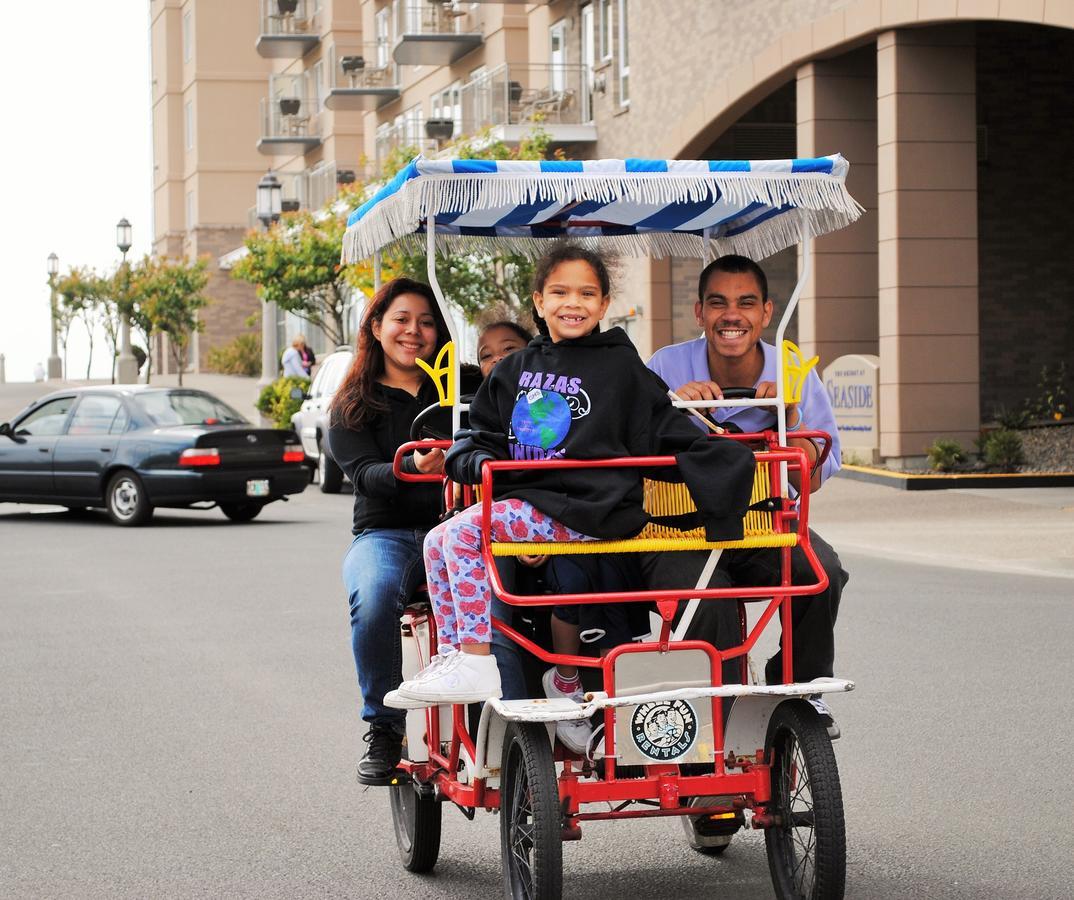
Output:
[341, 166, 865, 265]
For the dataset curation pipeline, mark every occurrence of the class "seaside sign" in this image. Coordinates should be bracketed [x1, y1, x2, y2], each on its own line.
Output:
[822, 354, 880, 463]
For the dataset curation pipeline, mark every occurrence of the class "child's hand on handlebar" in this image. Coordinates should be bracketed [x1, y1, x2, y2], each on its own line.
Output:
[413, 444, 446, 474]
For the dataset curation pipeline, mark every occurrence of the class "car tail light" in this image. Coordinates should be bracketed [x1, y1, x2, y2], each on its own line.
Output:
[283, 447, 305, 463]
[179, 448, 221, 467]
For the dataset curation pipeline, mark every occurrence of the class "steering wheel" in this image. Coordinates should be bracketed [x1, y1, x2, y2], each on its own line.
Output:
[720, 387, 757, 400]
[409, 394, 475, 442]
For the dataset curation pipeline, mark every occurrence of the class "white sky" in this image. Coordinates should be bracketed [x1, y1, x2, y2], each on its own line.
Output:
[0, 0, 152, 383]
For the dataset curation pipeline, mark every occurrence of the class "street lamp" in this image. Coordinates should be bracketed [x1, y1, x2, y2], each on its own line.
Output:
[115, 217, 139, 384]
[46, 253, 62, 380]
[256, 172, 282, 388]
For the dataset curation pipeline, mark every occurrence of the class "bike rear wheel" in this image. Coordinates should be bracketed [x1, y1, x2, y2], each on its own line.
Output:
[389, 771, 441, 873]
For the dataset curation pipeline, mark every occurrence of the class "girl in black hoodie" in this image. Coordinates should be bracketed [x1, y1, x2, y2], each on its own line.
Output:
[385, 245, 755, 709]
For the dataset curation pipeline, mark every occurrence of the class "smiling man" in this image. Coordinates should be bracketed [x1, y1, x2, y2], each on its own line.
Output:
[647, 255, 848, 735]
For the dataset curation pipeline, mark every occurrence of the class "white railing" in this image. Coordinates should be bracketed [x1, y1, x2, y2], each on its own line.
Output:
[459, 62, 593, 133]
[375, 120, 438, 173]
[327, 41, 397, 91]
[260, 0, 320, 37]
[393, 0, 482, 36]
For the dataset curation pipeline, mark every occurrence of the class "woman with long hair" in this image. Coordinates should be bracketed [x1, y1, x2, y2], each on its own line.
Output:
[326, 277, 451, 785]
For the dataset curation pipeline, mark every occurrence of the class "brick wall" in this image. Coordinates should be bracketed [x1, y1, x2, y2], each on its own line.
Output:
[977, 23, 1074, 419]
[190, 227, 262, 372]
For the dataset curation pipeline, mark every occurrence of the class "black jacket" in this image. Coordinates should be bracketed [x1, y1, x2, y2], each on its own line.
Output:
[445, 327, 755, 541]
[327, 380, 445, 534]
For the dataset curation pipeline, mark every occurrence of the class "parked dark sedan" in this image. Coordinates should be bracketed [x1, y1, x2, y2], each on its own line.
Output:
[0, 386, 307, 525]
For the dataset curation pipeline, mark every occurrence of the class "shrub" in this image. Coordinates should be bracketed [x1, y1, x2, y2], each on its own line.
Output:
[927, 439, 965, 473]
[992, 404, 1029, 431]
[207, 333, 261, 376]
[1025, 361, 1069, 422]
[983, 429, 1024, 471]
[256, 375, 309, 429]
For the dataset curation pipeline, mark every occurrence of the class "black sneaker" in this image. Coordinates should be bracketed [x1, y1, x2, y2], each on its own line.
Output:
[356, 724, 403, 786]
[807, 695, 841, 741]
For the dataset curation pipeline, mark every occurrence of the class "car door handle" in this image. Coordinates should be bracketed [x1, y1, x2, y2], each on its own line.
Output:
[38, 447, 50, 454]
[99, 447, 112, 453]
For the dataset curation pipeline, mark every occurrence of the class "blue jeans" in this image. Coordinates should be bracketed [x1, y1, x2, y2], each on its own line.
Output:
[342, 529, 427, 732]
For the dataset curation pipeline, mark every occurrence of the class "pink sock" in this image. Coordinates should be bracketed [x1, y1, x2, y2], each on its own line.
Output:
[553, 670, 580, 693]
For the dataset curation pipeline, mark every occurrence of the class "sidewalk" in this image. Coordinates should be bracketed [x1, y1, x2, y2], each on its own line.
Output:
[814, 475, 1074, 581]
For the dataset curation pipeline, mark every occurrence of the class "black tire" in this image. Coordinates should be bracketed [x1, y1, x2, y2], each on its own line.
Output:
[318, 438, 343, 494]
[764, 701, 846, 900]
[389, 770, 442, 873]
[219, 503, 264, 523]
[105, 470, 153, 526]
[500, 722, 562, 900]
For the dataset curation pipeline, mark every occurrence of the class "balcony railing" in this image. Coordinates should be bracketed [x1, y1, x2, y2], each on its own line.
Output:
[375, 121, 439, 173]
[245, 161, 377, 229]
[391, 0, 483, 66]
[324, 42, 400, 111]
[459, 63, 598, 144]
[257, 0, 320, 58]
[258, 94, 322, 155]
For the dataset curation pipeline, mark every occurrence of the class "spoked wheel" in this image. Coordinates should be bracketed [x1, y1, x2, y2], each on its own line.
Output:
[389, 769, 441, 873]
[500, 722, 562, 900]
[764, 701, 846, 900]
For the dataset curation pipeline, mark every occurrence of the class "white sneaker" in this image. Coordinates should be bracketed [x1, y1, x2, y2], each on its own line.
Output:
[542, 668, 592, 755]
[400, 645, 458, 690]
[398, 650, 502, 704]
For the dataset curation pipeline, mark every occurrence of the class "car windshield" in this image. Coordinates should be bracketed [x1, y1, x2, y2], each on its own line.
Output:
[133, 390, 248, 426]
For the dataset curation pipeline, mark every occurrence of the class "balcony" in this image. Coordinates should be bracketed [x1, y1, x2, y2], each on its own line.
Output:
[256, 0, 321, 58]
[375, 120, 441, 174]
[459, 63, 597, 146]
[392, 0, 483, 66]
[324, 42, 400, 111]
[246, 161, 351, 229]
[258, 74, 322, 155]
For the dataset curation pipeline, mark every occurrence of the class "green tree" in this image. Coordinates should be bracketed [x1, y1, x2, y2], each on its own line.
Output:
[132, 257, 210, 386]
[56, 267, 114, 381]
[389, 127, 552, 324]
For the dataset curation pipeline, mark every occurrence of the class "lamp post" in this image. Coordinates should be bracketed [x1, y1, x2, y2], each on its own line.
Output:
[257, 171, 282, 388]
[115, 218, 139, 384]
[46, 252, 62, 380]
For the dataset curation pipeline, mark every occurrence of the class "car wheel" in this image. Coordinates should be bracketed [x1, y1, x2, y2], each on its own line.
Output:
[105, 471, 153, 526]
[318, 439, 343, 494]
[219, 503, 264, 523]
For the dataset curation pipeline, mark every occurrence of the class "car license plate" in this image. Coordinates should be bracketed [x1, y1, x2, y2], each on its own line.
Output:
[246, 479, 270, 498]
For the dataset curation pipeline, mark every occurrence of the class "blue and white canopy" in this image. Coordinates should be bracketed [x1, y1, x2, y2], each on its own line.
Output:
[342, 155, 863, 265]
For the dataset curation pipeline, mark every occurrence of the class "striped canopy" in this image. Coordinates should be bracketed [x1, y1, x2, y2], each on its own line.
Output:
[342, 155, 863, 264]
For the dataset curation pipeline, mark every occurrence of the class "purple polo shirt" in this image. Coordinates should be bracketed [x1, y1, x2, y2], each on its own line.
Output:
[647, 337, 841, 485]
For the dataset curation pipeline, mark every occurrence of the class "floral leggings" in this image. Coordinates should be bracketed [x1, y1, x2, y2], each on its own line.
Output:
[423, 498, 595, 646]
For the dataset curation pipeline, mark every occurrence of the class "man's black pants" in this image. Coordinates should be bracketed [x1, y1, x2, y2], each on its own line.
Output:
[640, 529, 847, 685]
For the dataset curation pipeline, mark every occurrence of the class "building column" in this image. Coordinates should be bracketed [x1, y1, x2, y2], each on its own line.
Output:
[877, 26, 979, 463]
[796, 48, 878, 365]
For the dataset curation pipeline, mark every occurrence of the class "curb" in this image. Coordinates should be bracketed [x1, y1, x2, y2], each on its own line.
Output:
[836, 465, 1074, 491]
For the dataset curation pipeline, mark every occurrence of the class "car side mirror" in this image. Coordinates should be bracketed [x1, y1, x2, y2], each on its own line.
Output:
[0, 422, 25, 443]
[289, 387, 308, 401]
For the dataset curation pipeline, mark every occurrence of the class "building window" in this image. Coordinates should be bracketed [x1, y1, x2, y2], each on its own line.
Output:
[550, 19, 567, 93]
[182, 10, 192, 62]
[310, 60, 324, 109]
[184, 100, 193, 149]
[617, 0, 629, 107]
[403, 103, 424, 145]
[598, 0, 612, 61]
[432, 80, 462, 136]
[185, 190, 195, 227]
[375, 7, 390, 67]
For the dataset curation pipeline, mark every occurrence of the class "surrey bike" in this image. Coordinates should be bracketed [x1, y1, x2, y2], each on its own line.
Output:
[341, 154, 863, 900]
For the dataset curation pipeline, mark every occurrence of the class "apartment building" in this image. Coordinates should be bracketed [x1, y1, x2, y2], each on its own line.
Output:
[151, 1, 1074, 462]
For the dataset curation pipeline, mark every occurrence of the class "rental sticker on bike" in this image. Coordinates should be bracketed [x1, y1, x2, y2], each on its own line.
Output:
[630, 700, 698, 761]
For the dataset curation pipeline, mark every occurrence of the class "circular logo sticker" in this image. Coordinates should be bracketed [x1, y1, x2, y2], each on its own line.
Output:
[630, 700, 698, 761]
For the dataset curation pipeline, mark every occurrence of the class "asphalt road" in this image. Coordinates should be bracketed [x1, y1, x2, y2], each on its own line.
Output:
[1, 486, 1072, 899]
